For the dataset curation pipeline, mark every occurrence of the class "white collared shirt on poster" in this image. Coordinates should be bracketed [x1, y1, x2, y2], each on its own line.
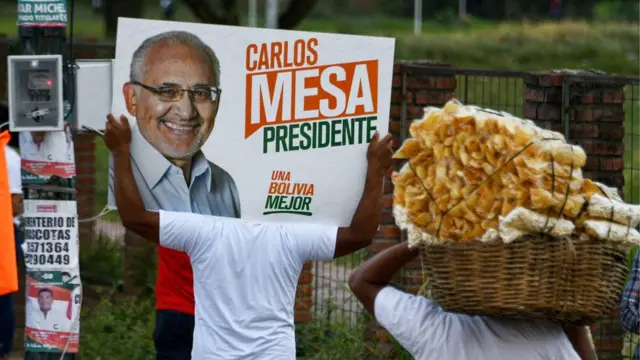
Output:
[19, 128, 74, 164]
[107, 122, 241, 218]
[26, 303, 71, 332]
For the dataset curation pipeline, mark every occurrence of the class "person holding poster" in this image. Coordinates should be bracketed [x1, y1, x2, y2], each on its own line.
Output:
[0, 140, 22, 360]
[105, 112, 393, 359]
[108, 30, 241, 359]
[347, 242, 598, 360]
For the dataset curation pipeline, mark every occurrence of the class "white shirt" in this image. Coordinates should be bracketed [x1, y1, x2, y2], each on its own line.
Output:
[374, 287, 581, 360]
[5, 145, 22, 225]
[26, 306, 70, 332]
[19, 129, 74, 163]
[159, 210, 338, 359]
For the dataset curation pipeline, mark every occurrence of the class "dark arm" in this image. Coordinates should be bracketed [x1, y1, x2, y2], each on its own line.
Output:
[11, 194, 23, 217]
[334, 173, 385, 258]
[348, 241, 418, 315]
[334, 133, 393, 258]
[112, 148, 159, 243]
[562, 325, 597, 360]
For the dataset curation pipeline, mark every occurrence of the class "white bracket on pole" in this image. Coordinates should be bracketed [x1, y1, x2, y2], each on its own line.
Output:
[414, 0, 422, 35]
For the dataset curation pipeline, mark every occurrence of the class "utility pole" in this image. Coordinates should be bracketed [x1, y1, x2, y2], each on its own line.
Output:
[459, 0, 467, 18]
[266, 0, 278, 29]
[414, 0, 422, 35]
[16, 0, 80, 359]
[248, 0, 258, 27]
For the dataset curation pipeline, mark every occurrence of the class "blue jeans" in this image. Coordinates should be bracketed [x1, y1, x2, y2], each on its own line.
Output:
[153, 310, 195, 360]
[0, 226, 22, 356]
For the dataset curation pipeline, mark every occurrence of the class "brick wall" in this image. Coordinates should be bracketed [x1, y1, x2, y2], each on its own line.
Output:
[524, 72, 625, 195]
[74, 133, 96, 249]
[364, 61, 457, 358]
[523, 71, 626, 359]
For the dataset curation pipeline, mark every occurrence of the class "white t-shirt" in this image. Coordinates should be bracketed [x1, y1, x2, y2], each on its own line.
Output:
[159, 210, 338, 359]
[5, 145, 22, 225]
[374, 287, 581, 360]
[19, 129, 74, 163]
[26, 306, 71, 332]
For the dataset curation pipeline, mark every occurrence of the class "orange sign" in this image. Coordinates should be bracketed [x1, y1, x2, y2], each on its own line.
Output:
[244, 48, 379, 139]
[0, 130, 18, 296]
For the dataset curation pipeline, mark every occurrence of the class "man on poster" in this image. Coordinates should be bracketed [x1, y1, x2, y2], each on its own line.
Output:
[20, 125, 74, 164]
[105, 112, 393, 359]
[107, 30, 240, 359]
[28, 288, 70, 332]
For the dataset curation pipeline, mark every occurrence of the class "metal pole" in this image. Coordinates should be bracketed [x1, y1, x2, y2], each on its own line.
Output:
[414, 0, 422, 35]
[459, 0, 467, 18]
[17, 0, 79, 359]
[266, 0, 278, 29]
[248, 0, 258, 27]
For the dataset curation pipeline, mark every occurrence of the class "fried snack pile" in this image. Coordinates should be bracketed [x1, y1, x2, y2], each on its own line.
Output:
[392, 100, 640, 247]
[579, 180, 640, 244]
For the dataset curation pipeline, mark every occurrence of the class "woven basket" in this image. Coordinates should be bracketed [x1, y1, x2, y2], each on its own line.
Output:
[419, 235, 629, 325]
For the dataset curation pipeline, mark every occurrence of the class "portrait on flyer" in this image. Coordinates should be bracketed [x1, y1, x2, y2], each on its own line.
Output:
[25, 269, 80, 353]
[20, 125, 76, 186]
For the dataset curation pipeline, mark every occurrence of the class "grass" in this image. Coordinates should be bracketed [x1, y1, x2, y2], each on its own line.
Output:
[77, 280, 408, 359]
[623, 333, 639, 358]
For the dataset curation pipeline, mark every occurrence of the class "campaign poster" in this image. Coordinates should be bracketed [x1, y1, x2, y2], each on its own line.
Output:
[107, 18, 395, 226]
[25, 268, 81, 353]
[20, 124, 76, 187]
[22, 200, 78, 270]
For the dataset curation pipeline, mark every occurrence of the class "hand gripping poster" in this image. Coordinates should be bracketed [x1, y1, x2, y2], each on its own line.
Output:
[107, 18, 395, 226]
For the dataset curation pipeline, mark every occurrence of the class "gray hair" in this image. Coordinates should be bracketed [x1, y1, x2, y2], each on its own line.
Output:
[129, 30, 221, 87]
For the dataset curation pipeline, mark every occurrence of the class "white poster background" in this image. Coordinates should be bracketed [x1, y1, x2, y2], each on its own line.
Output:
[23, 200, 79, 270]
[107, 18, 395, 227]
